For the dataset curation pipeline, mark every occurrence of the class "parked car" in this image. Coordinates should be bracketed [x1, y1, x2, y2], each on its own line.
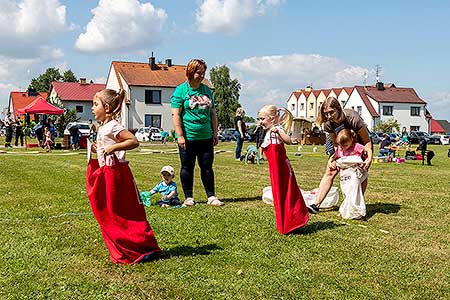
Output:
[64, 122, 90, 136]
[387, 133, 400, 142]
[439, 134, 450, 145]
[149, 127, 162, 141]
[135, 127, 162, 142]
[428, 134, 442, 145]
[135, 127, 150, 142]
[408, 131, 429, 144]
[369, 131, 383, 144]
[219, 128, 237, 142]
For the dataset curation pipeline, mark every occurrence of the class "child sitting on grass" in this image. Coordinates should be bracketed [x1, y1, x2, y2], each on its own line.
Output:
[150, 166, 183, 208]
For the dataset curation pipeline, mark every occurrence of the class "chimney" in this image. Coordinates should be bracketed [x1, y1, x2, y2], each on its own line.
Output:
[27, 87, 37, 96]
[305, 85, 313, 92]
[80, 78, 87, 85]
[149, 52, 156, 70]
[165, 58, 172, 67]
[376, 82, 385, 91]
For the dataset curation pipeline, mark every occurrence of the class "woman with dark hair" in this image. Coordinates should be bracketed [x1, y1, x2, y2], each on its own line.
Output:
[307, 96, 373, 214]
[171, 59, 224, 207]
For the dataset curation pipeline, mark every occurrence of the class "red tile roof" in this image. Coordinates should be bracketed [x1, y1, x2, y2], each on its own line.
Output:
[353, 86, 379, 117]
[362, 86, 426, 104]
[111, 61, 213, 88]
[51, 82, 106, 102]
[430, 119, 445, 133]
[10, 91, 48, 118]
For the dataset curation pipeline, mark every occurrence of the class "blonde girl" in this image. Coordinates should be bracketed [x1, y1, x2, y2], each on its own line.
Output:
[257, 105, 309, 234]
[87, 88, 161, 264]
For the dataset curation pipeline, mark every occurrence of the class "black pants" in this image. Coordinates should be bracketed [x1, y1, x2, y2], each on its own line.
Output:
[178, 139, 215, 199]
[15, 130, 24, 146]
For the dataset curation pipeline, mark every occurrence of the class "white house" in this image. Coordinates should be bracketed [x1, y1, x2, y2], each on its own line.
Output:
[347, 83, 429, 132]
[105, 56, 213, 131]
[48, 79, 105, 121]
[287, 83, 429, 132]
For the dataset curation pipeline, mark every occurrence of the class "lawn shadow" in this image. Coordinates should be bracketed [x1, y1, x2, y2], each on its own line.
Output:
[365, 202, 401, 220]
[291, 221, 345, 235]
[160, 243, 222, 259]
[222, 196, 262, 203]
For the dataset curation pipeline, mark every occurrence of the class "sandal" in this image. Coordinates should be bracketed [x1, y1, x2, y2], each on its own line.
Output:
[207, 196, 224, 206]
[183, 198, 196, 206]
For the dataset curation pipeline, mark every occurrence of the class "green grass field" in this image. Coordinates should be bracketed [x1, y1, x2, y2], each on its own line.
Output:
[1, 141, 449, 299]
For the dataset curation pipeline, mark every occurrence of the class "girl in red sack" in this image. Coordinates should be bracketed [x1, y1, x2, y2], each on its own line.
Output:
[257, 105, 309, 234]
[87, 89, 161, 264]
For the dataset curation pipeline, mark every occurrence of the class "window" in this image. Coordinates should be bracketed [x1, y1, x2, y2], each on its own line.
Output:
[383, 106, 393, 116]
[410, 106, 420, 116]
[76, 105, 83, 113]
[341, 101, 346, 107]
[291, 104, 295, 111]
[145, 90, 161, 104]
[300, 103, 305, 111]
[144, 114, 161, 128]
[410, 126, 420, 132]
[357, 106, 362, 115]
[309, 103, 314, 110]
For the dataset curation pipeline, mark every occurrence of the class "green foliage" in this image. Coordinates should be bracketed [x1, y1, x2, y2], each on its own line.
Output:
[375, 118, 401, 133]
[209, 65, 241, 128]
[56, 109, 79, 137]
[243, 115, 255, 123]
[28, 67, 63, 92]
[28, 67, 78, 93]
[63, 69, 78, 82]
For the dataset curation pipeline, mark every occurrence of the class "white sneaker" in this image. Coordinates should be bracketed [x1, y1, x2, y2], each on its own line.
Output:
[207, 196, 224, 206]
[183, 197, 196, 206]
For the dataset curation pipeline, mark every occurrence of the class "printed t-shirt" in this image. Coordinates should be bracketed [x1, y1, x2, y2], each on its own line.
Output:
[97, 119, 126, 167]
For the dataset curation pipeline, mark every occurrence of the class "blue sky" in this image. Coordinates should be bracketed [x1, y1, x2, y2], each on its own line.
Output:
[1, 0, 449, 120]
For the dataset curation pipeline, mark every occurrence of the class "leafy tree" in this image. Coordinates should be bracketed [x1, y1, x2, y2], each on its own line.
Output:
[375, 118, 401, 133]
[28, 67, 62, 92]
[56, 109, 79, 137]
[63, 70, 78, 82]
[209, 65, 241, 128]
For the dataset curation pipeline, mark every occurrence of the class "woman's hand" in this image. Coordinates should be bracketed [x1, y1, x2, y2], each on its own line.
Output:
[178, 136, 186, 150]
[212, 135, 218, 146]
[327, 157, 338, 171]
[104, 145, 115, 155]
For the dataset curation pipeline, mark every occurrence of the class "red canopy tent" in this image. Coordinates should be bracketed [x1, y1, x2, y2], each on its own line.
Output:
[17, 96, 64, 115]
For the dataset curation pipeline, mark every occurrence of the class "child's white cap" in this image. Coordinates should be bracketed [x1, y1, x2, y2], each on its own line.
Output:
[160, 165, 175, 176]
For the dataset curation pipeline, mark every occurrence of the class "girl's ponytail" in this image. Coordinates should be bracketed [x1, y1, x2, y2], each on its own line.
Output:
[110, 89, 125, 119]
[276, 107, 293, 133]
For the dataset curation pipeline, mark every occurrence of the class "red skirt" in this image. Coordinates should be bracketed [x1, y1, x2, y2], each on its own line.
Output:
[263, 143, 309, 234]
[86, 158, 161, 264]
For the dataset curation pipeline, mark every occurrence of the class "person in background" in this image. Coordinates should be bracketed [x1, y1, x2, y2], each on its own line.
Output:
[378, 133, 392, 157]
[14, 120, 24, 147]
[401, 126, 409, 144]
[69, 123, 80, 150]
[171, 58, 224, 207]
[234, 107, 246, 161]
[4, 113, 13, 148]
[88, 119, 97, 142]
[307, 96, 373, 214]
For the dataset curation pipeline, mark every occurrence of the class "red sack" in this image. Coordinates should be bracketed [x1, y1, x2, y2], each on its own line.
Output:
[263, 134, 309, 234]
[86, 156, 161, 264]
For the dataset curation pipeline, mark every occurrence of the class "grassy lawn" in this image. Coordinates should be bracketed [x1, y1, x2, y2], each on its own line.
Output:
[1, 140, 450, 299]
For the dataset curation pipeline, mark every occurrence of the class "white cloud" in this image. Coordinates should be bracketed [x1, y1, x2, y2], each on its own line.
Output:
[0, 0, 66, 57]
[75, 0, 167, 53]
[196, 0, 285, 34]
[230, 54, 369, 117]
[427, 92, 450, 120]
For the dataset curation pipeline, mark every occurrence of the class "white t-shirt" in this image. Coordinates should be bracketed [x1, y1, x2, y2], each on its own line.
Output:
[96, 119, 126, 167]
[261, 126, 284, 148]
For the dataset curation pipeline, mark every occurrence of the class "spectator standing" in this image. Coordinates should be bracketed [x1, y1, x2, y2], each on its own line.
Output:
[171, 58, 224, 207]
[14, 120, 24, 147]
[234, 107, 246, 161]
[4, 113, 13, 148]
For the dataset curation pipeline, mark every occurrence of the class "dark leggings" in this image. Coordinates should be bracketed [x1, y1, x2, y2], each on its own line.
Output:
[178, 138, 215, 199]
